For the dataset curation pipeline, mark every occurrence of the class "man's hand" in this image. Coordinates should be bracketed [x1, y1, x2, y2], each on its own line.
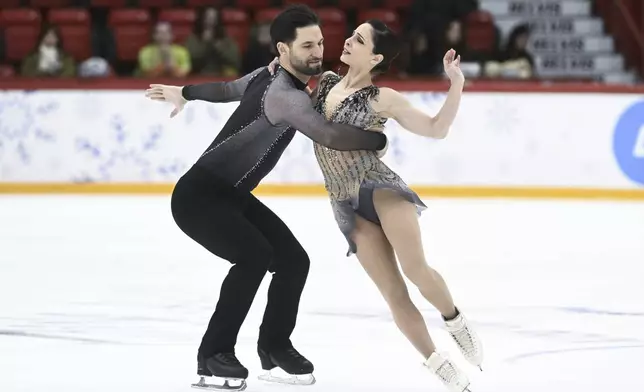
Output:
[366, 127, 388, 158]
[145, 84, 187, 118]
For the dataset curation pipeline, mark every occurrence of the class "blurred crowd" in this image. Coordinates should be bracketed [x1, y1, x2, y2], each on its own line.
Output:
[0, 0, 537, 79]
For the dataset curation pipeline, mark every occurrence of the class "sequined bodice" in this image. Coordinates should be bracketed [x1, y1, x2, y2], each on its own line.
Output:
[313, 73, 388, 200]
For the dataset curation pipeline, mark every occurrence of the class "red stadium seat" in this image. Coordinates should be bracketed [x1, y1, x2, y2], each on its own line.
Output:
[0, 9, 42, 62]
[221, 8, 250, 53]
[185, 0, 227, 7]
[283, 0, 319, 7]
[0, 64, 16, 77]
[464, 10, 496, 53]
[255, 8, 281, 24]
[235, 0, 271, 9]
[315, 8, 347, 63]
[48, 9, 92, 61]
[108, 9, 152, 62]
[29, 0, 73, 8]
[357, 9, 400, 33]
[221, 8, 249, 24]
[381, 0, 413, 11]
[157, 9, 197, 44]
[0, 0, 21, 7]
[336, 0, 373, 9]
[138, 0, 175, 8]
[89, 0, 127, 7]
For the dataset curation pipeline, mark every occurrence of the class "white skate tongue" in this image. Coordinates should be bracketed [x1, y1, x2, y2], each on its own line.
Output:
[445, 314, 465, 330]
[425, 351, 446, 370]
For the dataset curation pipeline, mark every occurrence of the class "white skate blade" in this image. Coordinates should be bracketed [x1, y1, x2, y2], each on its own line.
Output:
[191, 376, 247, 391]
[258, 369, 316, 386]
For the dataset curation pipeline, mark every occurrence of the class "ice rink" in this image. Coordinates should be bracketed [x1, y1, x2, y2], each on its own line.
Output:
[1, 195, 643, 392]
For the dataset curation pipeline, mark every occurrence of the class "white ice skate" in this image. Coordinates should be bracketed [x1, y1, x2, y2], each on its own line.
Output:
[191, 376, 247, 391]
[424, 351, 472, 392]
[444, 311, 483, 369]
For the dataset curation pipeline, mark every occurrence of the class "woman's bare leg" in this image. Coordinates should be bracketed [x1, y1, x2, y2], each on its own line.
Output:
[352, 206, 477, 391]
[373, 189, 458, 319]
[351, 215, 436, 359]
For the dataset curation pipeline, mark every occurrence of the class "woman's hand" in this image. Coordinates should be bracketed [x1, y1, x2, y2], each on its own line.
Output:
[443, 48, 464, 86]
[267, 57, 280, 75]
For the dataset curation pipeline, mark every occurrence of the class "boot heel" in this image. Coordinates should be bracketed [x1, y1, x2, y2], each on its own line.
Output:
[258, 348, 276, 371]
[197, 353, 213, 377]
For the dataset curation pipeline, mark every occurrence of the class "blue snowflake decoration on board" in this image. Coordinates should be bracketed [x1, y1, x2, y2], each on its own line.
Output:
[181, 101, 237, 127]
[72, 114, 186, 183]
[379, 124, 403, 165]
[0, 94, 57, 166]
[486, 95, 520, 135]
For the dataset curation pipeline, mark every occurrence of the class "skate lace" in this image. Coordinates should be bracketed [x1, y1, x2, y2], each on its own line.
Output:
[450, 325, 477, 356]
[435, 360, 458, 384]
[285, 348, 305, 360]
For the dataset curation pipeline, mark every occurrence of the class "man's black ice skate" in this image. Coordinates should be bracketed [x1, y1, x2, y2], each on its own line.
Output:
[192, 353, 248, 391]
[257, 346, 315, 385]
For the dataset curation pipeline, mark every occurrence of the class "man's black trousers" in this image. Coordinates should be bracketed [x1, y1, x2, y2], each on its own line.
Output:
[170, 165, 310, 356]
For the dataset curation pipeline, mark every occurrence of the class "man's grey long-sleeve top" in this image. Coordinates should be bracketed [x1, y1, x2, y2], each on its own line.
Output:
[181, 66, 387, 192]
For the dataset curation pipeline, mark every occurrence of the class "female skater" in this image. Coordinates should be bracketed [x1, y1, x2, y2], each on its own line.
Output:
[304, 20, 481, 392]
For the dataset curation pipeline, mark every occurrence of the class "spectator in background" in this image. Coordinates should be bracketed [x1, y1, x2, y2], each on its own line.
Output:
[400, 27, 432, 76]
[402, 0, 478, 77]
[241, 22, 274, 74]
[437, 20, 481, 77]
[20, 25, 75, 78]
[404, 20, 472, 77]
[484, 23, 535, 79]
[442, 20, 470, 60]
[78, 57, 112, 78]
[138, 22, 191, 78]
[406, 0, 478, 40]
[184, 7, 241, 77]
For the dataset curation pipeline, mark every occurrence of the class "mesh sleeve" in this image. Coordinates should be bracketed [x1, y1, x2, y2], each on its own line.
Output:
[181, 67, 265, 103]
[264, 86, 387, 152]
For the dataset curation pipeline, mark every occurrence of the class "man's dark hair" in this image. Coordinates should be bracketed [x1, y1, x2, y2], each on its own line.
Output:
[269, 4, 320, 54]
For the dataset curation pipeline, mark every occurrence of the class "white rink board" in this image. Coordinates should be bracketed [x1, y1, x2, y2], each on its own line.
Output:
[0, 90, 643, 188]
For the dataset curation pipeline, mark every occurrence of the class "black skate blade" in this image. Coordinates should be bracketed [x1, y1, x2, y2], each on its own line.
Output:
[258, 370, 315, 386]
[191, 376, 247, 391]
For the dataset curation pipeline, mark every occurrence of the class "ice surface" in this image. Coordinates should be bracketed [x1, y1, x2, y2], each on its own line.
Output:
[1, 196, 643, 391]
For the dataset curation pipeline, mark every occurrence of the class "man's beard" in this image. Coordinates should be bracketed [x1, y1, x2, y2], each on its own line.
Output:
[291, 58, 323, 76]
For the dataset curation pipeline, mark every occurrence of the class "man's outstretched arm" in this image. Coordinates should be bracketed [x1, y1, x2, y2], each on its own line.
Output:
[182, 67, 266, 103]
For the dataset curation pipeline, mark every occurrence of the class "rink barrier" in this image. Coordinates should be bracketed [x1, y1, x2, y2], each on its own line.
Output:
[1, 183, 643, 200]
[1, 78, 643, 200]
[3, 77, 644, 93]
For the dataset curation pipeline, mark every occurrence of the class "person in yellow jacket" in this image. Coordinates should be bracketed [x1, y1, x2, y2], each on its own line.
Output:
[138, 22, 191, 78]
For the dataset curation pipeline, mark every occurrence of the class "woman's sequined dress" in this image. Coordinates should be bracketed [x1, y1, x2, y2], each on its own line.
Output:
[312, 72, 427, 256]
